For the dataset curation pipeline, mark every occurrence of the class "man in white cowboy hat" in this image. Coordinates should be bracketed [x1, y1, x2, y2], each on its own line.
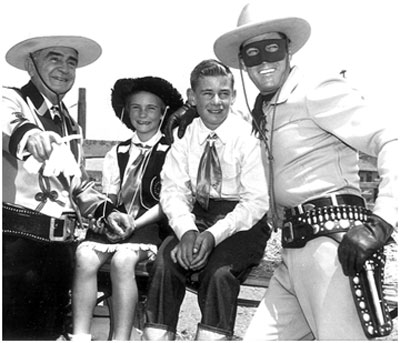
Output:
[211, 2, 398, 340]
[2, 35, 134, 340]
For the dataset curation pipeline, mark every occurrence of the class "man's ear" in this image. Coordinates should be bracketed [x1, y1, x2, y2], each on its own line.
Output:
[25, 58, 35, 77]
[186, 88, 196, 106]
[231, 89, 237, 105]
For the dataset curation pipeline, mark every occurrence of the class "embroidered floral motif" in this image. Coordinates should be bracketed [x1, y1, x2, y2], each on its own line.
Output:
[10, 111, 28, 124]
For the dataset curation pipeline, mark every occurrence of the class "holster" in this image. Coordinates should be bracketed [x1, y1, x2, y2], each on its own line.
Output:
[350, 249, 393, 338]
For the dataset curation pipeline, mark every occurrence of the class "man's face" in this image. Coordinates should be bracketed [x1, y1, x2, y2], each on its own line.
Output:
[28, 47, 78, 101]
[127, 91, 165, 141]
[189, 75, 236, 130]
[242, 32, 291, 95]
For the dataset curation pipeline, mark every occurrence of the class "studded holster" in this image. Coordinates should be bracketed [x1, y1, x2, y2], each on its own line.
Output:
[350, 249, 393, 338]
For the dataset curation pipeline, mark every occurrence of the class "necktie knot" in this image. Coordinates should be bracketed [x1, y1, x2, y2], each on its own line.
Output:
[134, 142, 152, 152]
[207, 133, 218, 146]
[51, 106, 61, 117]
[50, 106, 63, 135]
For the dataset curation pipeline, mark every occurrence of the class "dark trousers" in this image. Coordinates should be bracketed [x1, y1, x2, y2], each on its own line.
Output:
[3, 236, 74, 340]
[145, 200, 270, 335]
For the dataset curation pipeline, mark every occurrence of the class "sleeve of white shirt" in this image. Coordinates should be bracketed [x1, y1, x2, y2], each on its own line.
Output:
[160, 132, 197, 240]
[307, 78, 398, 228]
[2, 87, 42, 160]
[102, 146, 121, 196]
[207, 134, 270, 246]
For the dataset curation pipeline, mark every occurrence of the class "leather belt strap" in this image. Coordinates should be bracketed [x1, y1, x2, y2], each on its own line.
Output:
[2, 202, 76, 243]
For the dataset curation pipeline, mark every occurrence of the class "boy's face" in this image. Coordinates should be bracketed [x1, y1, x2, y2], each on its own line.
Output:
[189, 75, 236, 131]
[126, 91, 165, 140]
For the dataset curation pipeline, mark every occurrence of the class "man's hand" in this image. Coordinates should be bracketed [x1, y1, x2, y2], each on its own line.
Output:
[26, 131, 62, 162]
[338, 214, 393, 276]
[105, 211, 135, 243]
[190, 231, 215, 271]
[164, 102, 198, 144]
[170, 230, 198, 270]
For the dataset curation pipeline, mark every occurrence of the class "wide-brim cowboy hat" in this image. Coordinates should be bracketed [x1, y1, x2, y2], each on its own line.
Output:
[6, 35, 102, 70]
[214, 3, 311, 69]
[111, 76, 184, 131]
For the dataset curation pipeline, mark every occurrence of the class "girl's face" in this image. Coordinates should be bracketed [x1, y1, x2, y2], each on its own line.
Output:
[126, 91, 165, 141]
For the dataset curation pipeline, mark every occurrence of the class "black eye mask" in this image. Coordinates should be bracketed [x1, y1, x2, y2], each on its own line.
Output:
[240, 39, 288, 67]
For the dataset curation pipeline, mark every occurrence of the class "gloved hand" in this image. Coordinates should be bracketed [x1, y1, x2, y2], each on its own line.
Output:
[163, 102, 198, 144]
[338, 213, 393, 276]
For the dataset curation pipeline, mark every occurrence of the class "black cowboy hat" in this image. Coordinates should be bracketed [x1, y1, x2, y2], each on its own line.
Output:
[111, 76, 183, 132]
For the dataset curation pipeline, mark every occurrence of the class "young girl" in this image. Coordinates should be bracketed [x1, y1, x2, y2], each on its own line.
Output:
[71, 77, 183, 341]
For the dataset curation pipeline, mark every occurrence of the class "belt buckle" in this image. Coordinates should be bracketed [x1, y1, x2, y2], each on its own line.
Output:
[49, 214, 75, 242]
[282, 221, 294, 244]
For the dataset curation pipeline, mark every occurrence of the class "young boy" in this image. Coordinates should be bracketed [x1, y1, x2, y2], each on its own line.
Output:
[71, 77, 183, 341]
[143, 60, 271, 340]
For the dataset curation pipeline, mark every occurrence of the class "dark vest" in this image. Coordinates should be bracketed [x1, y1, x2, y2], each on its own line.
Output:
[116, 136, 170, 210]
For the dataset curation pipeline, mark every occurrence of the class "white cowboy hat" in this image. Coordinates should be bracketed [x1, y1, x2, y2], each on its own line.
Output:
[214, 3, 311, 69]
[6, 35, 102, 70]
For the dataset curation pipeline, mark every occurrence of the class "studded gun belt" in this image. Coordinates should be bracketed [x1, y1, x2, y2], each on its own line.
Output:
[2, 202, 76, 243]
[282, 194, 369, 248]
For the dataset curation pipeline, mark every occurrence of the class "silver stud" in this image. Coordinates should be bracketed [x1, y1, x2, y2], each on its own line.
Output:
[339, 219, 350, 229]
[363, 313, 370, 322]
[324, 221, 335, 231]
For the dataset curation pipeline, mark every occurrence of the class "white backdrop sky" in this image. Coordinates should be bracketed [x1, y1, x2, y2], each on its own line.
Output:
[2, 0, 399, 141]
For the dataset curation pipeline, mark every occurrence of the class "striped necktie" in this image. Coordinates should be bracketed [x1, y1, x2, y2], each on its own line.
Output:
[196, 133, 222, 209]
[120, 143, 151, 218]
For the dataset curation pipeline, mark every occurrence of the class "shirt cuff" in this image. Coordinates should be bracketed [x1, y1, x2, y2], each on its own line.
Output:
[102, 184, 120, 195]
[207, 220, 234, 246]
[16, 128, 42, 159]
[170, 213, 198, 240]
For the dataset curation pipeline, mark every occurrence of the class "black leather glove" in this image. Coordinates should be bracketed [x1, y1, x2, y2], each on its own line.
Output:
[164, 102, 198, 144]
[338, 213, 393, 276]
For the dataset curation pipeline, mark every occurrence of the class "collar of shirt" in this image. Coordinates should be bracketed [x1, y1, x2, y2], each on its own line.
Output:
[272, 65, 302, 104]
[41, 95, 61, 120]
[130, 130, 162, 149]
[196, 113, 238, 146]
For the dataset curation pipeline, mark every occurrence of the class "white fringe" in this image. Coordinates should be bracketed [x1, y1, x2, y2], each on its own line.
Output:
[78, 240, 157, 259]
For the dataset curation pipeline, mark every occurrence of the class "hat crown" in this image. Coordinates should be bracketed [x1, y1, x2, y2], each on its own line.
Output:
[237, 3, 263, 27]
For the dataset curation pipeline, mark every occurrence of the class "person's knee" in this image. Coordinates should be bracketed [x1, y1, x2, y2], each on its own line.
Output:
[202, 265, 236, 287]
[111, 249, 140, 274]
[74, 246, 101, 274]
